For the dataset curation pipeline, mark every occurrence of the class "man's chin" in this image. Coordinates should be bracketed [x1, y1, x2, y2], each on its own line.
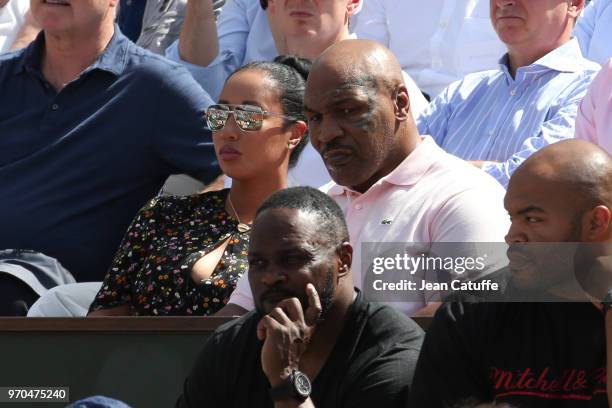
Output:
[509, 266, 539, 290]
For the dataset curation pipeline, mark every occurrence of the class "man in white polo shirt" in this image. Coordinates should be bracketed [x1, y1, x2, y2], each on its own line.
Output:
[218, 40, 509, 317]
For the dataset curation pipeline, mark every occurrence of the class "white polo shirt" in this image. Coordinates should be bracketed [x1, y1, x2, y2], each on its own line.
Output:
[228, 136, 510, 315]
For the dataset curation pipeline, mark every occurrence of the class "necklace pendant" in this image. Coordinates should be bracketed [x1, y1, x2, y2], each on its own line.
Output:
[237, 223, 251, 233]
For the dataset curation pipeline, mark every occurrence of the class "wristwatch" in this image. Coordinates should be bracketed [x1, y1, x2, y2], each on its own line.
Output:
[269, 370, 312, 402]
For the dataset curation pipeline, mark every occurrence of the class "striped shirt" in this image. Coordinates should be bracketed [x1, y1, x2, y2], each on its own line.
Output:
[416, 39, 600, 188]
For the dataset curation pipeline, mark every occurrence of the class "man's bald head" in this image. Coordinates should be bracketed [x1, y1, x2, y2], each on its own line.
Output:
[304, 39, 417, 193]
[311, 39, 405, 95]
[512, 140, 612, 209]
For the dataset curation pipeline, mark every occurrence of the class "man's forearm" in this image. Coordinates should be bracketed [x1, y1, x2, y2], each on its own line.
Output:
[178, 0, 219, 66]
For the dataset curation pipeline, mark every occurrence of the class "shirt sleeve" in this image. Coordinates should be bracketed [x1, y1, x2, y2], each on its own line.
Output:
[164, 0, 250, 100]
[427, 184, 509, 286]
[408, 303, 492, 408]
[573, 0, 597, 59]
[150, 64, 220, 184]
[89, 197, 162, 312]
[227, 269, 255, 310]
[415, 82, 456, 146]
[430, 184, 509, 244]
[481, 69, 600, 188]
[351, 0, 389, 47]
[575, 64, 606, 144]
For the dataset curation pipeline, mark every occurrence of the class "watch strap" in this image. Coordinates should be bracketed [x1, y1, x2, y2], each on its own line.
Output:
[269, 370, 311, 402]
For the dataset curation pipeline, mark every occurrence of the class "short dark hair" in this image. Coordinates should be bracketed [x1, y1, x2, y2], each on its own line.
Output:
[256, 187, 350, 247]
[228, 55, 311, 167]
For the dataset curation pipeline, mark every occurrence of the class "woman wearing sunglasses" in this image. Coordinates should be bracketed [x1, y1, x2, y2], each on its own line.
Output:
[88, 56, 309, 316]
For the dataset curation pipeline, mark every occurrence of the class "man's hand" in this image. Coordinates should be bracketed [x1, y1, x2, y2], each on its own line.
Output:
[257, 284, 322, 387]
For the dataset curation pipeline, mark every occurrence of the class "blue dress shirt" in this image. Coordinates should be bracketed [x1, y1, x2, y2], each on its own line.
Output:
[416, 39, 600, 188]
[0, 28, 219, 281]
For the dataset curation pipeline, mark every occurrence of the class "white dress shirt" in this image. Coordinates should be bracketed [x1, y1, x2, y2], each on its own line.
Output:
[0, 0, 28, 53]
[574, 0, 612, 65]
[351, 0, 506, 98]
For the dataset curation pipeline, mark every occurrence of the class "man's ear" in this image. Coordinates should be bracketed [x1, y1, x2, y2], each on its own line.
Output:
[346, 0, 361, 17]
[582, 205, 612, 242]
[267, 0, 278, 14]
[394, 85, 411, 122]
[568, 0, 585, 18]
[337, 242, 353, 278]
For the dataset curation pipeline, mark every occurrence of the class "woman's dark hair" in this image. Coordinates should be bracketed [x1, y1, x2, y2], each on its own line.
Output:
[228, 55, 311, 168]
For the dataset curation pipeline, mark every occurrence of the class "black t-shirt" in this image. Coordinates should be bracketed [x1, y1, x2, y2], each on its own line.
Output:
[176, 290, 424, 408]
[409, 301, 607, 407]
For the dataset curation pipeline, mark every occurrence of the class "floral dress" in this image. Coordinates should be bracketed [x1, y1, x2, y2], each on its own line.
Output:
[89, 189, 249, 316]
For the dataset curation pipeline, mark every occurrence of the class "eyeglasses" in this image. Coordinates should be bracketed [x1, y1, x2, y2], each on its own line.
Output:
[205, 104, 296, 132]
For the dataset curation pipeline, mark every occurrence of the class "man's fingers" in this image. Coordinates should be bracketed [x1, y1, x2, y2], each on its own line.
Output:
[268, 306, 292, 326]
[257, 314, 285, 341]
[256, 318, 267, 341]
[275, 297, 305, 323]
[304, 283, 322, 325]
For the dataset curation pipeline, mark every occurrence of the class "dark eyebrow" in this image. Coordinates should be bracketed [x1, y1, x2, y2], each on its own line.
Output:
[517, 206, 546, 215]
[242, 100, 263, 107]
[332, 97, 361, 106]
[303, 105, 317, 114]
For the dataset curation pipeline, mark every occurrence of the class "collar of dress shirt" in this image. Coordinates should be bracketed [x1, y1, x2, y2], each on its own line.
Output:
[14, 24, 129, 77]
[497, 37, 586, 81]
[327, 135, 438, 197]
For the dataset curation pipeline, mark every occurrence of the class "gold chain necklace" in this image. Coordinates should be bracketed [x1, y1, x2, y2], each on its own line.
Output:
[227, 193, 252, 233]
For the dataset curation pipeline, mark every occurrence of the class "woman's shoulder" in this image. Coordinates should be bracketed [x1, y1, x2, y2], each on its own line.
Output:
[134, 190, 229, 223]
[150, 189, 228, 210]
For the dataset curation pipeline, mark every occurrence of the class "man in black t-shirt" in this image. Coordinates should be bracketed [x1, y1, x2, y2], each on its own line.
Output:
[409, 139, 612, 407]
[176, 187, 424, 408]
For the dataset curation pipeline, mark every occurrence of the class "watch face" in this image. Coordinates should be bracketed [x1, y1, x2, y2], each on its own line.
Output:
[294, 372, 312, 398]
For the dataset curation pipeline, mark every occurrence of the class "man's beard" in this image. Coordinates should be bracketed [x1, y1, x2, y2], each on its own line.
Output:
[318, 268, 335, 321]
[255, 268, 336, 320]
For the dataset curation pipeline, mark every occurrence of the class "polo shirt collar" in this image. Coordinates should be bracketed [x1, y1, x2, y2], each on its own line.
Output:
[13, 30, 45, 75]
[13, 24, 129, 77]
[327, 136, 438, 197]
[89, 25, 129, 75]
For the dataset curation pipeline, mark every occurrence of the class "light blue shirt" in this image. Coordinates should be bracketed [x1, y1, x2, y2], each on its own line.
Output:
[574, 0, 612, 65]
[416, 39, 600, 188]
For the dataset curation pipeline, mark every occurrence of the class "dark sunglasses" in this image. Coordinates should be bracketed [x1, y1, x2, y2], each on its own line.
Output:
[205, 104, 296, 132]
